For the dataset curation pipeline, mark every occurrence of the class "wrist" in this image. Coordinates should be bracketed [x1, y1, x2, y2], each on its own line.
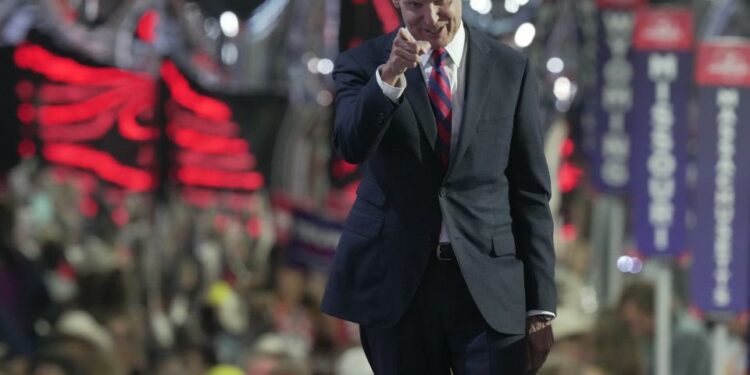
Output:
[380, 65, 401, 86]
[527, 315, 553, 333]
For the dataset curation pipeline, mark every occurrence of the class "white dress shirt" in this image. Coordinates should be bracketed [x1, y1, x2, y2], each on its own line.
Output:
[374, 23, 553, 319]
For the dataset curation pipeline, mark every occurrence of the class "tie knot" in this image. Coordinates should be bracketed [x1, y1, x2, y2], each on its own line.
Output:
[431, 48, 448, 67]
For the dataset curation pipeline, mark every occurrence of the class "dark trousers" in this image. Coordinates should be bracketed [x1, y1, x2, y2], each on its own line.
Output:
[359, 254, 526, 375]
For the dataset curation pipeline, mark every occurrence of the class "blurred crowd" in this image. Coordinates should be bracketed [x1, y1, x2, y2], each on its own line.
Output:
[0, 161, 371, 375]
[0, 159, 747, 375]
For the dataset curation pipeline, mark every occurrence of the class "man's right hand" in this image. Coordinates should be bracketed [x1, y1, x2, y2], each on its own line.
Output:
[381, 28, 430, 85]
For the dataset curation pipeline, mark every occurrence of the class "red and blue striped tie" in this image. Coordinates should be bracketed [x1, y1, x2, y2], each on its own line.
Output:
[428, 48, 452, 174]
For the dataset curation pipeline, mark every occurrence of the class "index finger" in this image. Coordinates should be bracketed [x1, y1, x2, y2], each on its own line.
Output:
[399, 27, 416, 42]
[399, 27, 429, 55]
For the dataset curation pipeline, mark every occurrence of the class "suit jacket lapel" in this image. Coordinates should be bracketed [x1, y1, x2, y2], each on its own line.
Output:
[382, 34, 438, 154]
[448, 27, 493, 177]
[405, 67, 437, 153]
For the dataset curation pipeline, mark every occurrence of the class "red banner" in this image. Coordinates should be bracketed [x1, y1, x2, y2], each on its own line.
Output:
[633, 8, 693, 51]
[696, 40, 750, 87]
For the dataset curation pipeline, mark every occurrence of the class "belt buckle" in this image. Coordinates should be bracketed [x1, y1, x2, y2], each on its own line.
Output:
[436, 244, 452, 261]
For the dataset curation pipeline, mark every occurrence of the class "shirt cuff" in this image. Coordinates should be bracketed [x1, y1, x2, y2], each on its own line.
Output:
[375, 65, 406, 102]
[527, 310, 556, 319]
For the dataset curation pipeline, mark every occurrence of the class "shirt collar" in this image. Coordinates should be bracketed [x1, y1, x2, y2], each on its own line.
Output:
[419, 21, 466, 68]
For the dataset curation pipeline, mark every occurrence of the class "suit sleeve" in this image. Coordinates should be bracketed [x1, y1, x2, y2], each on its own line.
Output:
[331, 51, 402, 164]
[506, 58, 557, 314]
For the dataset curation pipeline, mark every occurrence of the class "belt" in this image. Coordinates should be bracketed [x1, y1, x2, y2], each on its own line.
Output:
[436, 243, 456, 261]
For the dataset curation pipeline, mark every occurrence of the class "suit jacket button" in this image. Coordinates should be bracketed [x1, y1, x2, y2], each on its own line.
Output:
[438, 187, 447, 197]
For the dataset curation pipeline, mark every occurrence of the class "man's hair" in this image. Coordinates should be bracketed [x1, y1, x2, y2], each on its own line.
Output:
[618, 281, 655, 314]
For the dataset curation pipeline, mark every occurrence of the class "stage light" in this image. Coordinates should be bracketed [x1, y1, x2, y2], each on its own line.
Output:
[504, 0, 519, 14]
[317, 58, 334, 75]
[514, 22, 536, 48]
[470, 0, 493, 15]
[307, 57, 319, 74]
[220, 11, 240, 38]
[553, 76, 572, 101]
[547, 57, 564, 74]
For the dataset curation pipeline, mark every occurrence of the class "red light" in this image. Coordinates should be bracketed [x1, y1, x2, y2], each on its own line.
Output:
[561, 223, 577, 242]
[177, 167, 264, 191]
[118, 100, 159, 141]
[43, 144, 155, 191]
[558, 161, 582, 193]
[561, 138, 575, 158]
[17, 103, 35, 123]
[168, 125, 248, 155]
[161, 61, 232, 122]
[14, 44, 142, 85]
[136, 10, 159, 43]
[18, 139, 36, 157]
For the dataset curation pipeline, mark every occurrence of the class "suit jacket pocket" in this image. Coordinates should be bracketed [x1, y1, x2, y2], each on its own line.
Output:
[344, 209, 384, 239]
[491, 231, 516, 258]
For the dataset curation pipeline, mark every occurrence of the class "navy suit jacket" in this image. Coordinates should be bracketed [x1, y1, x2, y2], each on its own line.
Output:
[321, 25, 556, 335]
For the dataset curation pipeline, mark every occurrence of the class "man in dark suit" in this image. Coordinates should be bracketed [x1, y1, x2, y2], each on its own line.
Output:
[321, 0, 556, 373]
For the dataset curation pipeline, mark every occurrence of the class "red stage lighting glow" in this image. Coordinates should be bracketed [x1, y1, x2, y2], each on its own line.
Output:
[176, 167, 264, 191]
[136, 10, 159, 43]
[559, 161, 583, 194]
[43, 144, 155, 191]
[167, 125, 248, 155]
[160, 61, 232, 122]
[14, 44, 144, 86]
[14, 43, 159, 193]
[163, 60, 266, 194]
